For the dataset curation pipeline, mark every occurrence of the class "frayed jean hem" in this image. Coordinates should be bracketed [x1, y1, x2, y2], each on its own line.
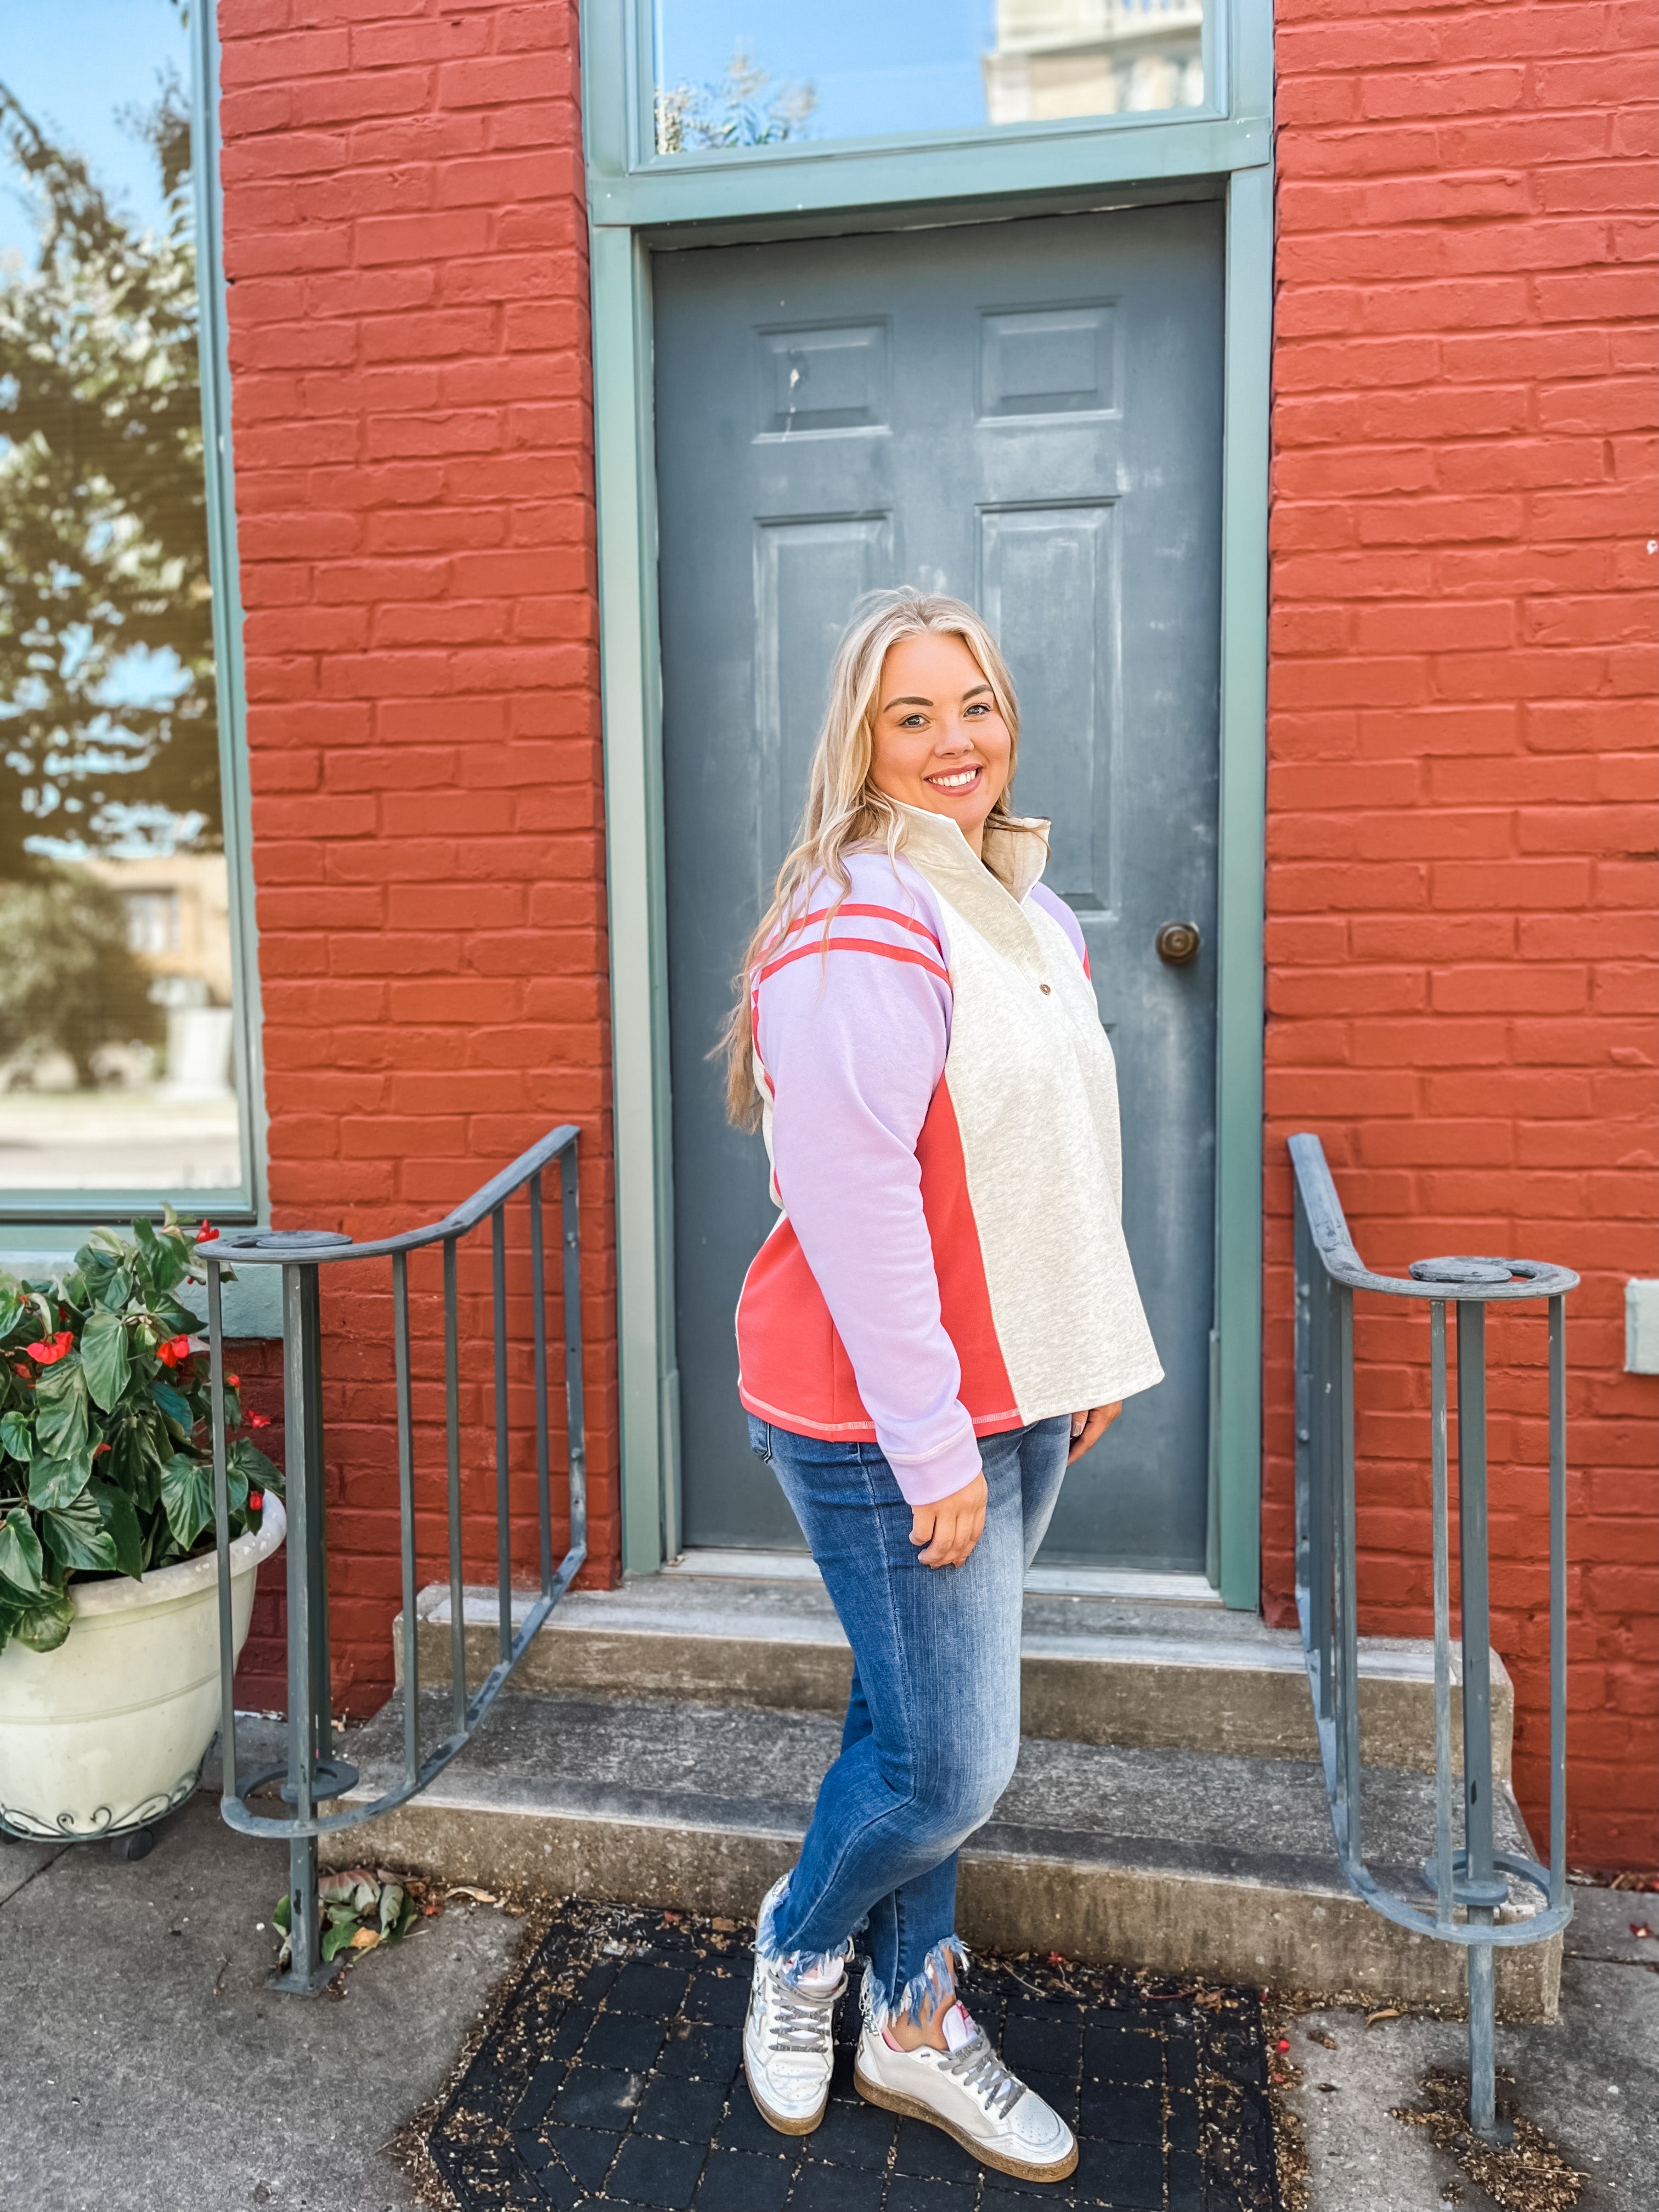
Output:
[863, 1934, 969, 2033]
[754, 1874, 853, 1988]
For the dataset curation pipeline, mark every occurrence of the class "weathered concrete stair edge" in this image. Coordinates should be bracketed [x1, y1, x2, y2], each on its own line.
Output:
[321, 1689, 1554, 2019]
[323, 1769, 1557, 2022]
[396, 1582, 1515, 1779]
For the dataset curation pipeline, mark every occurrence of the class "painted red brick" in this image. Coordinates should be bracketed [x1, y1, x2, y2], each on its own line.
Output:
[216, 0, 613, 1723]
[1271, 0, 1659, 1869]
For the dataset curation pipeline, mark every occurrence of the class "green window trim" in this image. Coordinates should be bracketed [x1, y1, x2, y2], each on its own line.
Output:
[587, 0, 1271, 1601]
[0, 3, 267, 1239]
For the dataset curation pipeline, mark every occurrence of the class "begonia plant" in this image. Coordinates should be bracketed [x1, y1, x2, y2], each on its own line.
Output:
[0, 1212, 280, 1655]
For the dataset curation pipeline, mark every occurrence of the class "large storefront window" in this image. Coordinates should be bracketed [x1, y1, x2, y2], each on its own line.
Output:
[1, 0, 245, 1200]
[653, 1, 1208, 155]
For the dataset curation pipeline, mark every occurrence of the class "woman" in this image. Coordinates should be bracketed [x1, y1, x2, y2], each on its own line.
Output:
[728, 589, 1163, 2186]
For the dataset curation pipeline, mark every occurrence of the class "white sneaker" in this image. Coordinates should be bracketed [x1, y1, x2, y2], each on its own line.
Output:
[854, 1998, 1078, 2183]
[742, 1882, 847, 2136]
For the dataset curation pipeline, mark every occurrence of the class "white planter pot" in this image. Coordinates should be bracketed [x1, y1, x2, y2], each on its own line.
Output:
[0, 1493, 286, 1841]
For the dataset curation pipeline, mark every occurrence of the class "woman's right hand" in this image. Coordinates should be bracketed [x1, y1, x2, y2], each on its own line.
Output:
[909, 1471, 988, 1569]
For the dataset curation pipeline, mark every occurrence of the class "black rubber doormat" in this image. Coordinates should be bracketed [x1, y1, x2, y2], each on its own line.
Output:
[410, 1899, 1280, 2212]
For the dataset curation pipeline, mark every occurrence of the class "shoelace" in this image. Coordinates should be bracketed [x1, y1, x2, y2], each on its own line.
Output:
[766, 1973, 841, 2058]
[939, 2027, 1027, 2119]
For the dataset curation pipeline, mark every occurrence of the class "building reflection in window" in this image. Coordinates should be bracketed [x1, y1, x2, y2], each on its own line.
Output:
[984, 0, 1205, 125]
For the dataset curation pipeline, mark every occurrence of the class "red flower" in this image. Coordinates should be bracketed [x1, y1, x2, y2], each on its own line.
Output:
[247, 1489, 264, 1513]
[195, 1220, 217, 1245]
[246, 1410, 272, 1429]
[225, 1374, 240, 1389]
[94, 1441, 111, 1457]
[13, 1362, 31, 1380]
[156, 1334, 194, 1369]
[25, 1332, 74, 1367]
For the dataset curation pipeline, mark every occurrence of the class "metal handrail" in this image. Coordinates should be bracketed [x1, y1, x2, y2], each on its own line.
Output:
[1290, 1133, 1575, 2143]
[201, 1126, 586, 1992]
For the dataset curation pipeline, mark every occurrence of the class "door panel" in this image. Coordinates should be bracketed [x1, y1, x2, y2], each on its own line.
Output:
[979, 501, 1117, 909]
[654, 202, 1223, 1570]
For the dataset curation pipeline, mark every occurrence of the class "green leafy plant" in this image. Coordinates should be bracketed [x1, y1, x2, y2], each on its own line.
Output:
[0, 1211, 279, 1656]
[273, 1867, 425, 1969]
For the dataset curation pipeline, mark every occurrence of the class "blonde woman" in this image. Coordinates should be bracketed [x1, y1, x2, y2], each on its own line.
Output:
[732, 589, 1163, 2185]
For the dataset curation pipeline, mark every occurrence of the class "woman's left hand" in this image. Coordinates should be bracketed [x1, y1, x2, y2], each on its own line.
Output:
[1068, 1402, 1122, 1465]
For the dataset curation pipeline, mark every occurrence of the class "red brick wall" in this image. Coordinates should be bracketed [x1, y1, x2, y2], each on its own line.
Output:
[216, 0, 616, 1718]
[1268, 0, 1659, 1866]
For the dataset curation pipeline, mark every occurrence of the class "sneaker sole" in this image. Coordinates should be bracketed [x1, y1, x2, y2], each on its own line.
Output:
[854, 2063, 1079, 2183]
[743, 2047, 829, 2137]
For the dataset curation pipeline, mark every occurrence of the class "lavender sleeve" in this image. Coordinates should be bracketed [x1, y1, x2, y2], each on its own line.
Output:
[1028, 882, 1088, 967]
[755, 885, 984, 1507]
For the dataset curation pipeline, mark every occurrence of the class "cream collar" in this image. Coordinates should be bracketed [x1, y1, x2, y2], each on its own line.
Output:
[889, 797, 1052, 904]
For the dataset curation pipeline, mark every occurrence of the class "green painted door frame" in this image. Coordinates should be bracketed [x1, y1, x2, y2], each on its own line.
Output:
[580, 0, 1272, 1605]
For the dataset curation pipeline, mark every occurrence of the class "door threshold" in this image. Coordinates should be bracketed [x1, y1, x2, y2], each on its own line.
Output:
[661, 1548, 1221, 1606]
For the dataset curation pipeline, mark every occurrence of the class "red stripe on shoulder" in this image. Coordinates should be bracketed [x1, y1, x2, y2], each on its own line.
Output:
[755, 938, 951, 988]
[770, 901, 943, 959]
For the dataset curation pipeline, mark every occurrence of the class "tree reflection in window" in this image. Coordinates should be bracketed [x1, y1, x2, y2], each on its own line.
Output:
[1, 20, 242, 1195]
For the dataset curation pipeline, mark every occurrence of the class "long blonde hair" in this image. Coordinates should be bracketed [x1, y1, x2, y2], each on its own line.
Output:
[721, 588, 1037, 1130]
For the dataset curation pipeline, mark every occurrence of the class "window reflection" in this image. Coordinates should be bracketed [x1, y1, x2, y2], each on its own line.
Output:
[986, 1, 1205, 123]
[1, 2, 242, 1195]
[653, 0, 1207, 156]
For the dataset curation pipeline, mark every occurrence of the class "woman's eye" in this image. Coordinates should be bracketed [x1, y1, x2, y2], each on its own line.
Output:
[964, 702, 988, 716]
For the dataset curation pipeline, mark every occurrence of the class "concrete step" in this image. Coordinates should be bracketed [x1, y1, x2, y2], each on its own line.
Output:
[325, 1684, 1555, 2017]
[398, 1577, 1513, 1779]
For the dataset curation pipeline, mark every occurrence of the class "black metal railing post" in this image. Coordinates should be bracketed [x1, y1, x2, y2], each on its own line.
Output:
[203, 1127, 588, 1995]
[1289, 1133, 1576, 2144]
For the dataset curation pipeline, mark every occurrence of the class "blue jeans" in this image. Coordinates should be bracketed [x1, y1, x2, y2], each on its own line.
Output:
[748, 1412, 1070, 2025]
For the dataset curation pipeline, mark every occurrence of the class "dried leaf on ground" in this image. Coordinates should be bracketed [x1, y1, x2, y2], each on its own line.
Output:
[1392, 2066, 1587, 2212]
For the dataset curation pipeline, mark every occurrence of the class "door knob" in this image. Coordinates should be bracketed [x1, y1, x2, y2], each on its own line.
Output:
[1155, 921, 1201, 966]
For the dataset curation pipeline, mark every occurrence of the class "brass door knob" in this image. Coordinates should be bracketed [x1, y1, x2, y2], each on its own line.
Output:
[1155, 921, 1201, 966]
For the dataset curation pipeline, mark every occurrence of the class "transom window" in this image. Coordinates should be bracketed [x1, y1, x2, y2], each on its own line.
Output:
[651, 0, 1210, 157]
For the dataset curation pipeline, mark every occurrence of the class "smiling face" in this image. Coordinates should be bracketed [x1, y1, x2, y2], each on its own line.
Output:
[867, 629, 1014, 857]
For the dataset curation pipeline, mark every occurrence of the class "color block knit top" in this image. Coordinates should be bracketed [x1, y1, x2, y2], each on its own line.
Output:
[736, 800, 1164, 1506]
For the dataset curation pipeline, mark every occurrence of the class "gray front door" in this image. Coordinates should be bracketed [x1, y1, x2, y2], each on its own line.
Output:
[654, 202, 1223, 1572]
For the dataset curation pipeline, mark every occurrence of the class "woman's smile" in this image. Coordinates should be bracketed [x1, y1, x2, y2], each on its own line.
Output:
[924, 763, 984, 794]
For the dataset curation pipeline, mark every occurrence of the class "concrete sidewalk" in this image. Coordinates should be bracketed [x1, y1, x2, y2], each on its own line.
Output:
[0, 1796, 523, 2212]
[1279, 1886, 1658, 2210]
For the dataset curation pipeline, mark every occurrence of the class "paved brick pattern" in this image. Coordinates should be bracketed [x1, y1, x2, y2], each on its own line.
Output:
[1265, 0, 1659, 1868]
[423, 1903, 1278, 2211]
